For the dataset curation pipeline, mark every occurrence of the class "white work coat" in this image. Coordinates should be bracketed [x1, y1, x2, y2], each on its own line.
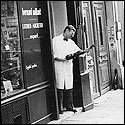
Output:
[52, 34, 81, 90]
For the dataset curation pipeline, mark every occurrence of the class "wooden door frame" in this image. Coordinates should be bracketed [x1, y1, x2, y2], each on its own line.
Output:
[81, 1, 101, 99]
[90, 1, 111, 96]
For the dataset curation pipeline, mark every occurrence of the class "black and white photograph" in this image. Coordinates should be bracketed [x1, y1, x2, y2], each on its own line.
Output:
[1, 1, 124, 124]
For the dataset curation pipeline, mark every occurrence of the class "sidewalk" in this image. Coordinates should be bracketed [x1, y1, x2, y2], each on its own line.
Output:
[48, 89, 124, 124]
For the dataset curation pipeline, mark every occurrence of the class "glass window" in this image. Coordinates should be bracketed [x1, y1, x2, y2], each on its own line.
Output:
[1, 1, 23, 98]
[83, 16, 88, 49]
[98, 16, 103, 45]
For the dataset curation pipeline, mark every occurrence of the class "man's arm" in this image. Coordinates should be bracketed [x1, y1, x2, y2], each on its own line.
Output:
[54, 57, 66, 62]
[65, 44, 95, 60]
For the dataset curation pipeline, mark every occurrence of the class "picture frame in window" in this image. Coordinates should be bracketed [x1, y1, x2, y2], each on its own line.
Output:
[1, 1, 7, 17]
[3, 80, 13, 94]
[1, 18, 6, 28]
[3, 30, 7, 36]
[7, 1, 15, 17]
[8, 28, 18, 39]
[6, 18, 18, 28]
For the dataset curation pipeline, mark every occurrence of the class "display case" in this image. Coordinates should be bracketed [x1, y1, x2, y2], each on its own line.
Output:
[1, 1, 24, 99]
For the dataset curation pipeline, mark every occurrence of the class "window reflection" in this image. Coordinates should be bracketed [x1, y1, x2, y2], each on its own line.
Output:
[1, 1, 23, 98]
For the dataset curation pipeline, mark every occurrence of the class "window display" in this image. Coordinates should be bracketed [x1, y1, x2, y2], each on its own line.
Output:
[1, 1, 23, 98]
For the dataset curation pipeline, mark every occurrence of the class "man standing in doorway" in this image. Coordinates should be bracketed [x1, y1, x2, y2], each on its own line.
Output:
[52, 25, 84, 114]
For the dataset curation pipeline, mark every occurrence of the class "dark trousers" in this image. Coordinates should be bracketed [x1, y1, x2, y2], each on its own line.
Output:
[57, 89, 73, 111]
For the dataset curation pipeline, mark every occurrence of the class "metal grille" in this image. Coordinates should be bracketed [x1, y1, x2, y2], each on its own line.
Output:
[1, 97, 30, 124]
[13, 114, 22, 124]
[1, 103, 14, 124]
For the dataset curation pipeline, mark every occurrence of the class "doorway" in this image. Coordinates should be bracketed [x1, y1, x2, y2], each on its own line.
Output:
[66, 1, 94, 110]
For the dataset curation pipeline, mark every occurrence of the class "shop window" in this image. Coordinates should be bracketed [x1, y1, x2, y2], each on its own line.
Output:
[1, 1, 23, 98]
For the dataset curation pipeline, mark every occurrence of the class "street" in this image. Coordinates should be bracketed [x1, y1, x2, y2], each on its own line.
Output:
[48, 89, 124, 124]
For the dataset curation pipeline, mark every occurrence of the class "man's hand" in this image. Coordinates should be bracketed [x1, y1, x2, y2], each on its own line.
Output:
[84, 48, 90, 53]
[54, 57, 67, 62]
[89, 44, 95, 49]
[84, 44, 95, 53]
[79, 53, 86, 58]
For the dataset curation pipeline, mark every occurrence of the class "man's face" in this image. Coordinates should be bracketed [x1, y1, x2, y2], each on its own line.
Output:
[66, 29, 76, 39]
[69, 30, 76, 38]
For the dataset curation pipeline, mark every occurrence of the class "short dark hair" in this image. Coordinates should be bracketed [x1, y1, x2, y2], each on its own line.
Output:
[63, 25, 76, 33]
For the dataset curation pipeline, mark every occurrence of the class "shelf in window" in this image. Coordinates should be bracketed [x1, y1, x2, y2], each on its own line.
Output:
[1, 50, 21, 53]
[1, 66, 20, 73]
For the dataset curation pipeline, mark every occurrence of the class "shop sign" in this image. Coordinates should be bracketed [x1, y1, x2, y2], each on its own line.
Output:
[21, 7, 43, 40]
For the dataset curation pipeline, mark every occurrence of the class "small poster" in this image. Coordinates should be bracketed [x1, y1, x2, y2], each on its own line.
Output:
[3, 80, 13, 94]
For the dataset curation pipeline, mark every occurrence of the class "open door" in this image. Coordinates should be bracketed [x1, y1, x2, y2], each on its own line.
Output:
[80, 1, 100, 99]
[66, 1, 93, 111]
[91, 1, 110, 95]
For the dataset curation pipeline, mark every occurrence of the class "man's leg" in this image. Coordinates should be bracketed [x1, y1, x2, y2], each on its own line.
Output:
[65, 89, 77, 113]
[65, 89, 73, 110]
[57, 89, 64, 114]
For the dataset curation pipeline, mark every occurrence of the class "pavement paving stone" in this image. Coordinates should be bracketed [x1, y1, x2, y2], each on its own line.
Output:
[48, 89, 124, 124]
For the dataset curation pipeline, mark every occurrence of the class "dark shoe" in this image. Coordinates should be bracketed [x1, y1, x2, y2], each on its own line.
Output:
[66, 109, 77, 113]
[59, 110, 63, 114]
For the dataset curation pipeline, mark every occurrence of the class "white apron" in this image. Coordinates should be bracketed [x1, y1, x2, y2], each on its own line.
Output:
[52, 34, 81, 90]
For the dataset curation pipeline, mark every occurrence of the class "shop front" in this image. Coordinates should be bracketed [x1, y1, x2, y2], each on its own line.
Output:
[1, 1, 59, 124]
[2, 1, 111, 124]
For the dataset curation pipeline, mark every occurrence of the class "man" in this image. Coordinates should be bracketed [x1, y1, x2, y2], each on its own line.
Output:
[52, 25, 84, 114]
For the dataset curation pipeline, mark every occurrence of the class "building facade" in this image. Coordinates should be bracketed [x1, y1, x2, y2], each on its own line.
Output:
[1, 1, 124, 124]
